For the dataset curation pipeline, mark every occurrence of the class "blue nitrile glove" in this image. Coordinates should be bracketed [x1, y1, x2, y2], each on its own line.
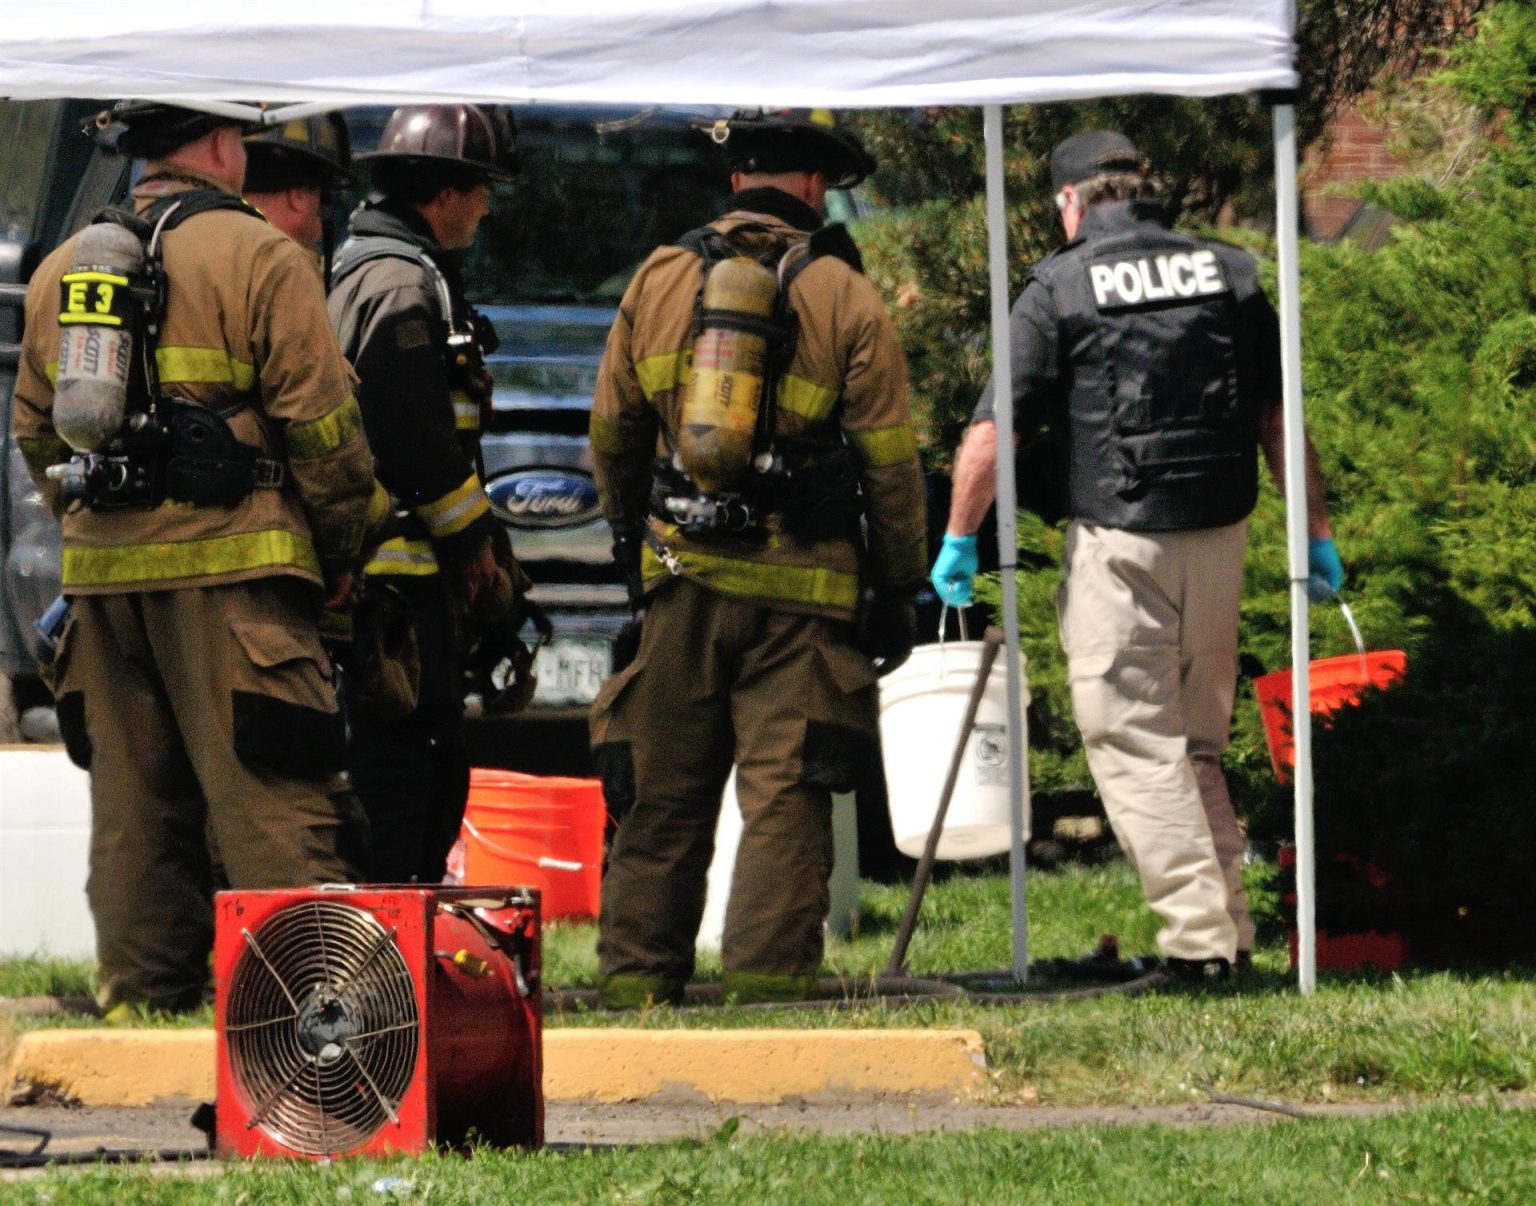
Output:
[1307, 537, 1344, 603]
[930, 533, 979, 607]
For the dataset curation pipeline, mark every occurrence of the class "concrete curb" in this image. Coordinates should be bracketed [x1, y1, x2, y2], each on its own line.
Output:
[6, 1028, 987, 1108]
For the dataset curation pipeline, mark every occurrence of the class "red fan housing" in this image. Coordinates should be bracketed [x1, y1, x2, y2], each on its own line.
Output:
[214, 885, 542, 1157]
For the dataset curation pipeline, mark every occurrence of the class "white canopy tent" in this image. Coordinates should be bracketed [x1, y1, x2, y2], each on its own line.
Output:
[1, 0, 1323, 991]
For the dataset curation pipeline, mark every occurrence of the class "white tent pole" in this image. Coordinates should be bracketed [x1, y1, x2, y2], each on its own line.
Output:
[1272, 102, 1315, 994]
[982, 103, 1029, 983]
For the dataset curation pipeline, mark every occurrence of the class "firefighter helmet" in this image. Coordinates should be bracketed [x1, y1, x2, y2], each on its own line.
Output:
[244, 112, 354, 192]
[694, 108, 876, 189]
[87, 100, 261, 159]
[355, 104, 517, 182]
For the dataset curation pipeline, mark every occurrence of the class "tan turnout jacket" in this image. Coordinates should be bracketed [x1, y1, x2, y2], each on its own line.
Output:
[12, 172, 387, 595]
[591, 199, 927, 621]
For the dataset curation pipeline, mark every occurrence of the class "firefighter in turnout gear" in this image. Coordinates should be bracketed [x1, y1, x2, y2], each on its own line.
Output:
[243, 111, 353, 256]
[10, 100, 385, 1017]
[590, 109, 927, 1007]
[328, 103, 521, 884]
[932, 131, 1342, 983]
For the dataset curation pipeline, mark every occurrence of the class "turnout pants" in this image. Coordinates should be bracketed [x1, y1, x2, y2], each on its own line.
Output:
[49, 579, 364, 1012]
[591, 576, 879, 1006]
[1058, 519, 1253, 963]
[345, 575, 470, 884]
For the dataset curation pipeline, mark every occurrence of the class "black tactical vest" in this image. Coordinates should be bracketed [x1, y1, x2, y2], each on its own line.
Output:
[1038, 200, 1264, 532]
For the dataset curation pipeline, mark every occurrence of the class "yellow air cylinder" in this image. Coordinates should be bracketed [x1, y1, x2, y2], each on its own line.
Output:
[677, 255, 779, 493]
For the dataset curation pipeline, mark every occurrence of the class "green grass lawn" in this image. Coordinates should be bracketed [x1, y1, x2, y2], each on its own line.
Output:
[5, 861, 1534, 1105]
[8, 1104, 1536, 1203]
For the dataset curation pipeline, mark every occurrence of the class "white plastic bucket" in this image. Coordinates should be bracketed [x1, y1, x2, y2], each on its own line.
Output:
[0, 745, 96, 957]
[698, 771, 860, 952]
[878, 640, 1029, 860]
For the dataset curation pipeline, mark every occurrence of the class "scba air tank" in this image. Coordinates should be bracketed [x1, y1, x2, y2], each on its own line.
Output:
[677, 255, 779, 494]
[54, 222, 144, 453]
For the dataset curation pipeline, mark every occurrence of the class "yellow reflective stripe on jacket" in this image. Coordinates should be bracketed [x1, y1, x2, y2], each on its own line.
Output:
[634, 350, 839, 425]
[366, 481, 393, 529]
[155, 347, 257, 392]
[589, 412, 630, 456]
[451, 390, 481, 432]
[850, 423, 918, 467]
[364, 537, 439, 577]
[16, 435, 71, 480]
[777, 374, 840, 422]
[48, 348, 257, 390]
[635, 349, 691, 400]
[412, 473, 490, 539]
[286, 395, 362, 460]
[642, 543, 859, 611]
[61, 529, 320, 588]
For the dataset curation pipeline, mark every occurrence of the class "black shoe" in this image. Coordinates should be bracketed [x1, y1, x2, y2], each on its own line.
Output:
[1235, 950, 1254, 976]
[1164, 956, 1232, 985]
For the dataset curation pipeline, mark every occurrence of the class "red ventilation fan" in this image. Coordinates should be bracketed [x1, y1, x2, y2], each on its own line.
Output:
[214, 885, 542, 1158]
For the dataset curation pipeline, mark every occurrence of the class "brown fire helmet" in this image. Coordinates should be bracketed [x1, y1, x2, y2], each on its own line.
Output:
[354, 104, 518, 183]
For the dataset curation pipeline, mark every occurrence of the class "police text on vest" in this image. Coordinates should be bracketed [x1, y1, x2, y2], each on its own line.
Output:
[1088, 250, 1226, 309]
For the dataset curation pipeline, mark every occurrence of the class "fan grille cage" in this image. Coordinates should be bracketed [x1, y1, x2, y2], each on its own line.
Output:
[226, 899, 421, 1155]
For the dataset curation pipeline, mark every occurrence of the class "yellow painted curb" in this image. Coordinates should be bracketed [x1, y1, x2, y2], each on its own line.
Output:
[545, 1028, 987, 1104]
[7, 1028, 986, 1107]
[8, 1030, 215, 1107]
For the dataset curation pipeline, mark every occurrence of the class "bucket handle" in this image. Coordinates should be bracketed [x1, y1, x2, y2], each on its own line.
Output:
[1333, 596, 1369, 677]
[936, 604, 971, 679]
[461, 817, 586, 873]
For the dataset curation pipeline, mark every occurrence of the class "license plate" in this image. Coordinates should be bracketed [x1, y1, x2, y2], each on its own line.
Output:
[531, 637, 613, 708]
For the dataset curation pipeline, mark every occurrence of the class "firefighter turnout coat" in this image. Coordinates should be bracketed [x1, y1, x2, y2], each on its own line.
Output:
[327, 200, 497, 580]
[13, 173, 386, 594]
[590, 189, 927, 619]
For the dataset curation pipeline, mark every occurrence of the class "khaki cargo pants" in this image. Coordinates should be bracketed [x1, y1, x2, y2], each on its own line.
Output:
[48, 578, 365, 1012]
[1058, 519, 1253, 963]
[591, 576, 879, 1006]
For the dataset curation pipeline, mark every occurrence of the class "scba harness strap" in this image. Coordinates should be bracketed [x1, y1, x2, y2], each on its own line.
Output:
[329, 234, 498, 435]
[653, 221, 865, 539]
[58, 190, 288, 511]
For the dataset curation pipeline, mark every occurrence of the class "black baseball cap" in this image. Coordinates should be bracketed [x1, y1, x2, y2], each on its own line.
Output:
[1049, 130, 1141, 193]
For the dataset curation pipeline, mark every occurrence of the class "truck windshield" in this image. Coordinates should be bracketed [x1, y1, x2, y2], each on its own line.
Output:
[347, 105, 733, 306]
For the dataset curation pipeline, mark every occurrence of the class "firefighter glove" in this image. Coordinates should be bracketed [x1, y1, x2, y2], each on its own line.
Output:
[612, 524, 646, 613]
[864, 595, 917, 678]
[930, 533, 979, 607]
[1307, 537, 1344, 603]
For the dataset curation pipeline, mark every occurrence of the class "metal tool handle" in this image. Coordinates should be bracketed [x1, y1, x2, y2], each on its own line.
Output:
[884, 624, 1004, 977]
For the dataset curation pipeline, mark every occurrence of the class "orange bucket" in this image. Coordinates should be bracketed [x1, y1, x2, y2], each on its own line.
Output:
[452, 769, 607, 920]
[1254, 651, 1407, 779]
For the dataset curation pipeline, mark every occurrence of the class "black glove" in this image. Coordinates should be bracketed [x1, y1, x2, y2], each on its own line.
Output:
[611, 522, 646, 614]
[863, 595, 917, 678]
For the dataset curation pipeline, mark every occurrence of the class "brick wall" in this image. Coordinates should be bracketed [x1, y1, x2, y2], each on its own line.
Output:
[1302, 103, 1407, 240]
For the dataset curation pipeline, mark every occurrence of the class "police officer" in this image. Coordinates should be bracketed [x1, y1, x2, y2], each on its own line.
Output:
[932, 131, 1343, 982]
[11, 100, 386, 1017]
[243, 112, 353, 255]
[328, 104, 518, 884]
[590, 109, 927, 1007]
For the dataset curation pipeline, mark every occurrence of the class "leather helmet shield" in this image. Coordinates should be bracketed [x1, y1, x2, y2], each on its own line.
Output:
[244, 112, 354, 188]
[88, 100, 262, 157]
[356, 104, 517, 181]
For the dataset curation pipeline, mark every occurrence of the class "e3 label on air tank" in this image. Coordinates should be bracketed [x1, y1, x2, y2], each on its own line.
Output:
[59, 270, 133, 327]
[1085, 249, 1228, 311]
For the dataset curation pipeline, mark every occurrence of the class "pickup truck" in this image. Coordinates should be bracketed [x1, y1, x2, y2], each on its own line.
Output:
[0, 101, 740, 734]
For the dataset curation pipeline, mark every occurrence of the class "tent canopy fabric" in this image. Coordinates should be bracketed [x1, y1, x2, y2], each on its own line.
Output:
[2, 0, 1319, 990]
[2, 1, 1297, 107]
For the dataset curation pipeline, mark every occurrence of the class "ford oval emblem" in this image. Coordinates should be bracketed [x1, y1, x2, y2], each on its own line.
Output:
[487, 469, 602, 530]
